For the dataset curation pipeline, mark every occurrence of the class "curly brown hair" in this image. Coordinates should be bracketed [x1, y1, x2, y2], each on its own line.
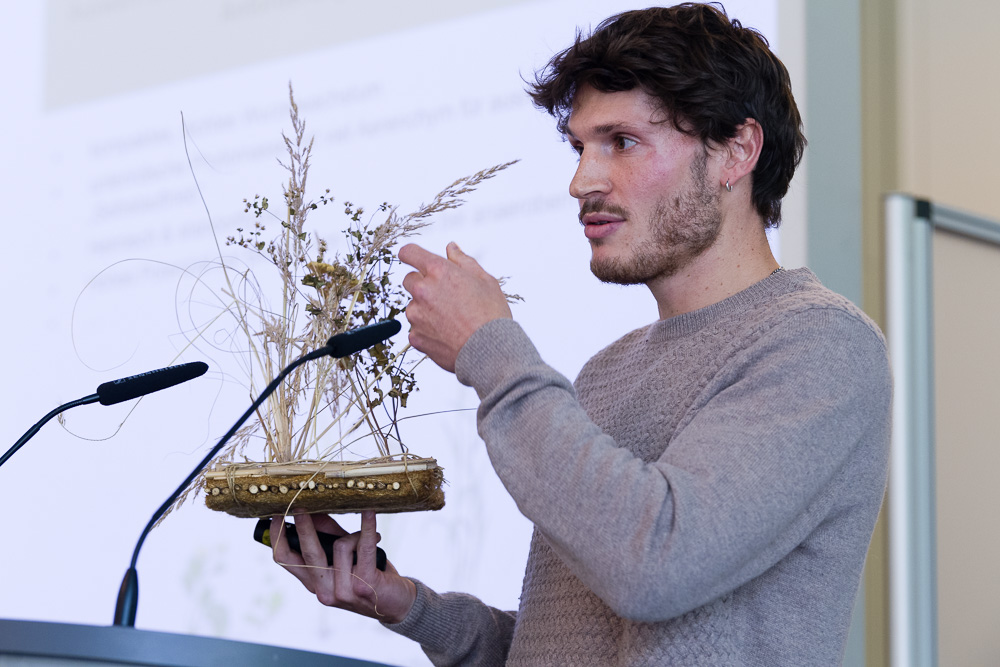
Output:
[528, 3, 805, 228]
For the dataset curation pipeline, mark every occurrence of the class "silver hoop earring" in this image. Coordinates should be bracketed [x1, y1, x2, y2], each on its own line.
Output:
[725, 179, 733, 192]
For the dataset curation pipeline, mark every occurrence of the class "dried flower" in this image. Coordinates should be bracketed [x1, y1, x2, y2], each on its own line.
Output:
[209, 84, 516, 469]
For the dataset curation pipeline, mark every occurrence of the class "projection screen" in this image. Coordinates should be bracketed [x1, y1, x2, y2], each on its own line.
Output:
[0, 2, 780, 665]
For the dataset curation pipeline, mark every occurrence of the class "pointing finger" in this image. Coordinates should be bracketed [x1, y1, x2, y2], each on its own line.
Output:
[398, 243, 441, 272]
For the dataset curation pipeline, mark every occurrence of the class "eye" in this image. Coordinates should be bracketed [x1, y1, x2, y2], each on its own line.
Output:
[615, 136, 638, 151]
[569, 142, 584, 157]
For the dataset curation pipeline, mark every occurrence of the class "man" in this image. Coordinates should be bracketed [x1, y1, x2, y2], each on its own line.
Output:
[271, 4, 891, 665]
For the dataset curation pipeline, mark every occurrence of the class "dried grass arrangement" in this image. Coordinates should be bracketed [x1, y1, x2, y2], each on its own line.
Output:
[172, 85, 514, 519]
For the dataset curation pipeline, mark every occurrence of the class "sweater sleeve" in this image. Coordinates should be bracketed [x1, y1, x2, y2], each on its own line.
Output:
[454, 311, 890, 622]
[381, 579, 516, 666]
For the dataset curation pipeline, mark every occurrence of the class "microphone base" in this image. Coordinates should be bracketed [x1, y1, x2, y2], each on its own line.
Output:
[113, 567, 139, 627]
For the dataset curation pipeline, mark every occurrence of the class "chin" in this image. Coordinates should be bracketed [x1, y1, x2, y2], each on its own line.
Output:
[590, 246, 689, 285]
[590, 258, 657, 286]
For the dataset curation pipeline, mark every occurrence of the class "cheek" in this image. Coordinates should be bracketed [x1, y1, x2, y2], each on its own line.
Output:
[617, 167, 671, 210]
[628, 157, 690, 196]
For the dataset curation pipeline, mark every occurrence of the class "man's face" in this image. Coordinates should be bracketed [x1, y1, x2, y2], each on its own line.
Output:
[566, 85, 722, 285]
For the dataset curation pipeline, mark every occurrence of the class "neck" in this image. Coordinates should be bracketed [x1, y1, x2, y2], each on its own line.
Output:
[647, 213, 779, 320]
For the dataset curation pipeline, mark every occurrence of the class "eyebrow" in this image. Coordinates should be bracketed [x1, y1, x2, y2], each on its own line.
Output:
[565, 122, 641, 141]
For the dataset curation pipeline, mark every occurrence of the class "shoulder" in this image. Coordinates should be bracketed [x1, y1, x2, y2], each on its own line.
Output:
[767, 269, 884, 344]
[717, 271, 891, 412]
[753, 271, 888, 376]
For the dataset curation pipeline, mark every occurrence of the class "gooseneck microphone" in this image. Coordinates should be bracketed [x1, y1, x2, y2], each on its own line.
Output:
[324, 319, 403, 358]
[1, 361, 210, 469]
[113, 319, 402, 627]
[96, 362, 210, 406]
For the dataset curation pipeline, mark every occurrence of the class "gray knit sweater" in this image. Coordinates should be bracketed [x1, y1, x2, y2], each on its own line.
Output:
[386, 268, 891, 666]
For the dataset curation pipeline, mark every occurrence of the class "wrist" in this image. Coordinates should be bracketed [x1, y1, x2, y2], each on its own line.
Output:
[384, 577, 417, 625]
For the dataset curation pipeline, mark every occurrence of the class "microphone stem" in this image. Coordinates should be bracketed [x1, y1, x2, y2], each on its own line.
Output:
[1, 394, 100, 469]
[114, 344, 331, 626]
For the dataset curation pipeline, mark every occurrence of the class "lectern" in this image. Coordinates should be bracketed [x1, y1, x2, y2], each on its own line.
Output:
[0, 619, 391, 666]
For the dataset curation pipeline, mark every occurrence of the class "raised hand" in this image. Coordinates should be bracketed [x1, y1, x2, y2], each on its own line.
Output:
[399, 242, 512, 373]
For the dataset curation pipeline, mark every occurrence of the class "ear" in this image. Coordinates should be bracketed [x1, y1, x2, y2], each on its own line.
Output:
[720, 119, 763, 190]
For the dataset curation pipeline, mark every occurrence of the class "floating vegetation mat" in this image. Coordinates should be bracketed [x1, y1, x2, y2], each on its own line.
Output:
[204, 456, 444, 517]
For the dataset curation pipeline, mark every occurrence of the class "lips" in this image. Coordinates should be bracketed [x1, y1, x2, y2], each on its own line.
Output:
[581, 211, 625, 240]
[581, 211, 624, 225]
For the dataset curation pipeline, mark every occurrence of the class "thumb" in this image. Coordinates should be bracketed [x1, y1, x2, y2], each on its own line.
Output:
[446, 241, 483, 271]
[446, 241, 467, 262]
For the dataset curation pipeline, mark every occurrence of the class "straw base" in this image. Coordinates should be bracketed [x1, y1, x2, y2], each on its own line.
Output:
[203, 458, 445, 517]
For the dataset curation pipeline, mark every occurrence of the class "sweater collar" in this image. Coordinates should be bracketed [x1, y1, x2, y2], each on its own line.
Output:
[646, 267, 816, 341]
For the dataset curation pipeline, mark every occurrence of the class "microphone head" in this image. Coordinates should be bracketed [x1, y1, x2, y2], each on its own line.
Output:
[96, 361, 209, 406]
[325, 319, 402, 359]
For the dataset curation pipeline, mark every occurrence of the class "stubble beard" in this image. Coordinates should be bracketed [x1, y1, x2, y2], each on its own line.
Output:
[588, 150, 722, 286]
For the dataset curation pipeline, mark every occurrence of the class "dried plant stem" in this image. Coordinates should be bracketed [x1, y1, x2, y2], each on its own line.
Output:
[182, 115, 263, 380]
[306, 350, 413, 460]
[173, 85, 518, 511]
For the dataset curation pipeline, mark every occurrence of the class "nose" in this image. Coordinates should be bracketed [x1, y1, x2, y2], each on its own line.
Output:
[569, 151, 611, 200]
